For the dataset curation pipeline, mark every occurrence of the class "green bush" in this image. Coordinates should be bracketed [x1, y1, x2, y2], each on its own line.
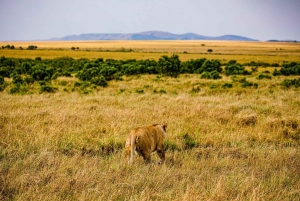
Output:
[114, 72, 123, 81]
[24, 77, 35, 84]
[99, 65, 117, 80]
[199, 59, 222, 74]
[0, 76, 7, 91]
[239, 78, 258, 88]
[11, 73, 24, 85]
[0, 76, 4, 85]
[153, 89, 167, 94]
[257, 73, 272, 80]
[164, 139, 180, 151]
[182, 134, 198, 150]
[222, 83, 233, 88]
[181, 58, 207, 74]
[90, 76, 108, 87]
[274, 62, 300, 76]
[0, 67, 12, 77]
[281, 78, 300, 88]
[158, 54, 181, 78]
[201, 70, 222, 79]
[225, 60, 251, 76]
[39, 81, 57, 93]
[31, 64, 56, 81]
[9, 84, 29, 94]
[135, 89, 144, 94]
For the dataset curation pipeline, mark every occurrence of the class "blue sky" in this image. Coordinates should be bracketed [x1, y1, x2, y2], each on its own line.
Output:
[0, 0, 299, 41]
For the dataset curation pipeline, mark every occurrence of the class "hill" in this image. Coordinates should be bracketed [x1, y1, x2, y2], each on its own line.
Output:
[49, 31, 258, 41]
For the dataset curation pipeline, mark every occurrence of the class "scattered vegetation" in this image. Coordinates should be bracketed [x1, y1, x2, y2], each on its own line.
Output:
[273, 62, 300, 76]
[0, 55, 299, 94]
[281, 78, 300, 88]
[225, 60, 251, 76]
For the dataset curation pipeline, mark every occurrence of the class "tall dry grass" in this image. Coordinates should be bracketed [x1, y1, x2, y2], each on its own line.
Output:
[1, 74, 300, 200]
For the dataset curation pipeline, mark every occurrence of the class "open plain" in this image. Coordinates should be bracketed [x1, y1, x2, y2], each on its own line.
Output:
[0, 40, 300, 200]
[1, 40, 300, 63]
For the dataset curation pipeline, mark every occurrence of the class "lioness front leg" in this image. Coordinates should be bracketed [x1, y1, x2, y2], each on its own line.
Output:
[141, 151, 151, 164]
[157, 148, 165, 165]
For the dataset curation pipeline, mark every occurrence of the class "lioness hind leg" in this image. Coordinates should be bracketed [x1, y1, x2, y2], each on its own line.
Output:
[124, 147, 131, 164]
[141, 151, 151, 164]
[156, 149, 165, 164]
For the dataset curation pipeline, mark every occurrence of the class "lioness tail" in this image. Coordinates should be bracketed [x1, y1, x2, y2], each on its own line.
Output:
[129, 134, 137, 163]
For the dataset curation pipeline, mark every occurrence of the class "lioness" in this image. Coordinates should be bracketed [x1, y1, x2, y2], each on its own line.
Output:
[125, 123, 167, 164]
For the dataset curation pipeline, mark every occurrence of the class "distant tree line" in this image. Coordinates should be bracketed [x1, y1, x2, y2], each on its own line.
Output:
[2, 45, 38, 50]
[0, 55, 299, 94]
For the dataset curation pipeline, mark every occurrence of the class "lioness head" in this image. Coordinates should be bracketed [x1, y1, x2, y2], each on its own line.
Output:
[125, 123, 167, 164]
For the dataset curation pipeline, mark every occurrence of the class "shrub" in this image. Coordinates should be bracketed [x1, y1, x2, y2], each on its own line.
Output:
[158, 54, 181, 78]
[182, 134, 198, 150]
[222, 83, 233, 88]
[164, 139, 180, 151]
[31, 64, 55, 81]
[122, 64, 141, 75]
[0, 76, 7, 91]
[9, 84, 29, 94]
[257, 73, 272, 80]
[0, 67, 11, 77]
[281, 78, 300, 88]
[0, 76, 4, 85]
[245, 61, 271, 67]
[241, 80, 258, 88]
[135, 89, 144, 94]
[153, 89, 167, 94]
[275, 62, 300, 76]
[225, 60, 250, 76]
[90, 76, 108, 87]
[273, 69, 281, 76]
[59, 80, 68, 86]
[199, 59, 222, 73]
[99, 65, 117, 80]
[181, 58, 207, 74]
[39, 81, 57, 93]
[114, 72, 123, 81]
[27, 45, 38, 50]
[24, 77, 35, 84]
[201, 70, 222, 79]
[11, 73, 24, 85]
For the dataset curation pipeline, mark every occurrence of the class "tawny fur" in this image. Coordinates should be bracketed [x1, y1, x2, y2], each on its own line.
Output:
[124, 124, 167, 164]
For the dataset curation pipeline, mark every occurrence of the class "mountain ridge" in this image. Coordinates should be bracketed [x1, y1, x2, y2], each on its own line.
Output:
[49, 31, 258, 41]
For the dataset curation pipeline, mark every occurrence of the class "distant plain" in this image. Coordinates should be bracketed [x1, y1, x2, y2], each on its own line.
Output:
[1, 40, 300, 64]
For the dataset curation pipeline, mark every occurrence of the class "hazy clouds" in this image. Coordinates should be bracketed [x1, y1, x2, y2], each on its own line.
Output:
[0, 0, 299, 41]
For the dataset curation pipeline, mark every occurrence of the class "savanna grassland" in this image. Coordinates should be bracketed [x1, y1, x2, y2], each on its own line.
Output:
[1, 40, 300, 63]
[1, 41, 300, 200]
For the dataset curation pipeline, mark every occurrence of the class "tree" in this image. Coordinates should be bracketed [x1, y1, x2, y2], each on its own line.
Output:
[225, 60, 250, 76]
[31, 64, 55, 81]
[27, 45, 38, 50]
[181, 58, 207, 74]
[199, 59, 222, 73]
[158, 54, 181, 77]
[201, 70, 222, 79]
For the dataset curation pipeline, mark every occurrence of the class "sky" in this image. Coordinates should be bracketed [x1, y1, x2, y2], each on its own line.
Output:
[0, 0, 300, 41]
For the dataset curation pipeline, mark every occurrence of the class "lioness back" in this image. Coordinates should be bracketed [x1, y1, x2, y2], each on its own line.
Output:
[125, 124, 167, 164]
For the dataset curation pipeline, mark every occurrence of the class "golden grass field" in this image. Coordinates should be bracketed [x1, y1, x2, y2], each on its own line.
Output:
[1, 40, 300, 64]
[0, 41, 300, 200]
